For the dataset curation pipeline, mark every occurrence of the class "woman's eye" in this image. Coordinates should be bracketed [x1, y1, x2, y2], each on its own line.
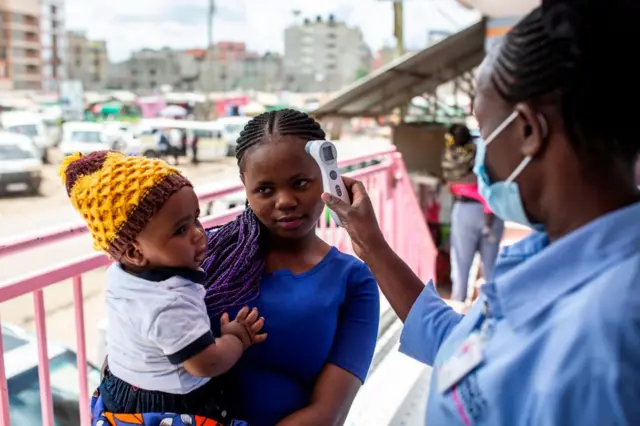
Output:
[174, 226, 187, 236]
[257, 187, 272, 195]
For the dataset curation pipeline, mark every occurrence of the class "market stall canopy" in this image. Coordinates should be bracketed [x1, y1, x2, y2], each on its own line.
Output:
[311, 20, 485, 119]
[100, 101, 123, 115]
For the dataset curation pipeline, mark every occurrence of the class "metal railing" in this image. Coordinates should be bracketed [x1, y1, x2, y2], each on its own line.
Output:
[0, 147, 436, 426]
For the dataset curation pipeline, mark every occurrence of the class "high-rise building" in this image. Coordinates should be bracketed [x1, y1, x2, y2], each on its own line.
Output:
[284, 15, 372, 92]
[66, 30, 108, 90]
[40, 0, 66, 91]
[0, 0, 43, 90]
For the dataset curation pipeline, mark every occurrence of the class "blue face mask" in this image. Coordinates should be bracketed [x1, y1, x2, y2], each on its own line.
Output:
[474, 111, 545, 231]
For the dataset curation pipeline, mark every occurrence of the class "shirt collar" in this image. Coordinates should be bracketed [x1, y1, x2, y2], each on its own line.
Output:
[129, 266, 206, 284]
[482, 201, 640, 330]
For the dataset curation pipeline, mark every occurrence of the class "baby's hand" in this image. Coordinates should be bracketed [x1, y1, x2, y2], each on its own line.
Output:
[220, 306, 267, 350]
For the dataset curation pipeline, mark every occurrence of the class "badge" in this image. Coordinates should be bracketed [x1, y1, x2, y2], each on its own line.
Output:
[437, 332, 484, 394]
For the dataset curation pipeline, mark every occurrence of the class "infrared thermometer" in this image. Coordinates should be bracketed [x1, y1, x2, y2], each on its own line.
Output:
[305, 140, 350, 227]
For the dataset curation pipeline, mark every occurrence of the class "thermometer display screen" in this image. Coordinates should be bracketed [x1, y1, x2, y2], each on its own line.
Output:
[322, 145, 334, 161]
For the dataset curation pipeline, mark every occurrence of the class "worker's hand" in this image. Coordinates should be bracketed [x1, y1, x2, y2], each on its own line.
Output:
[322, 176, 387, 259]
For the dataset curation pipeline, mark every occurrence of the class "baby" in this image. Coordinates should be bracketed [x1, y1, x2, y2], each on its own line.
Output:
[60, 151, 265, 424]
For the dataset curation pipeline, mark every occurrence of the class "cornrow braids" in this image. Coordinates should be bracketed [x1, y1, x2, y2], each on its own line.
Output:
[202, 109, 326, 316]
[491, 0, 640, 166]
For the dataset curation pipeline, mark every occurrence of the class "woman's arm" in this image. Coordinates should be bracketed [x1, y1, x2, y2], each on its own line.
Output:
[277, 263, 380, 426]
[276, 365, 361, 426]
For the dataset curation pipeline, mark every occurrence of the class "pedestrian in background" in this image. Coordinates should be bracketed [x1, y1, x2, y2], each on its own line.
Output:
[442, 123, 503, 303]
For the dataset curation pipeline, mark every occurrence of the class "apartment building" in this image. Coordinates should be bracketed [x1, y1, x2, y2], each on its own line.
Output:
[108, 43, 283, 93]
[0, 0, 42, 90]
[67, 30, 108, 90]
[41, 0, 66, 92]
[284, 15, 372, 92]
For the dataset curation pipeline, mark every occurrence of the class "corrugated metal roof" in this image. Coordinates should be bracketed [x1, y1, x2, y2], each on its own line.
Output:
[311, 20, 486, 119]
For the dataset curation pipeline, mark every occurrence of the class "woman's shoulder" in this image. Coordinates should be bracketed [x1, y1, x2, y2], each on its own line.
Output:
[326, 248, 376, 287]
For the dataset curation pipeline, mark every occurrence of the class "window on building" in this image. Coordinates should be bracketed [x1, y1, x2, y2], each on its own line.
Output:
[0, 48, 6, 60]
[149, 68, 157, 76]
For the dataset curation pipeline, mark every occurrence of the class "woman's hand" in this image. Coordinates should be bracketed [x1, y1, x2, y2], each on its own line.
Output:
[321, 177, 387, 259]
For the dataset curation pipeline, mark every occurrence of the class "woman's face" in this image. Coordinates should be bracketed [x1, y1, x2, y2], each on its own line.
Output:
[241, 135, 326, 240]
[473, 56, 556, 223]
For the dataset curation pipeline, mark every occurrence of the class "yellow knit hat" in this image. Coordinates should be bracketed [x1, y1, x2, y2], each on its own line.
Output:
[59, 151, 191, 259]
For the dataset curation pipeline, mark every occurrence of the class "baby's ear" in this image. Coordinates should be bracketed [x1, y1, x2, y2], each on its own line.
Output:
[122, 244, 148, 268]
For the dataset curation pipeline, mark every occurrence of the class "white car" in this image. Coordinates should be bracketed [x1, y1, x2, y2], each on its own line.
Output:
[0, 111, 53, 163]
[4, 323, 101, 425]
[0, 132, 43, 195]
[59, 122, 111, 157]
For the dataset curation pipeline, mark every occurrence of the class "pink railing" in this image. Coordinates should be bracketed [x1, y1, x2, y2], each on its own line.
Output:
[0, 148, 436, 426]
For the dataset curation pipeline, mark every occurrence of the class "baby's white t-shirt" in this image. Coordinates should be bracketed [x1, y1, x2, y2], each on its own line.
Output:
[105, 263, 213, 394]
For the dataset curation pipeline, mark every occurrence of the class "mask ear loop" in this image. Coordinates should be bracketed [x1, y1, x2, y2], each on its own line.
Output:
[505, 113, 548, 185]
[484, 111, 518, 146]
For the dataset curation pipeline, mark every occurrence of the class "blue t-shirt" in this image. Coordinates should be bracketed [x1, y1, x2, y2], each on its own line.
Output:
[212, 247, 380, 426]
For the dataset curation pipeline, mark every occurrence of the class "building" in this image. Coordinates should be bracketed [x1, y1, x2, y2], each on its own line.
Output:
[108, 42, 283, 93]
[40, 0, 66, 92]
[284, 15, 372, 92]
[198, 42, 283, 92]
[66, 30, 108, 90]
[107, 48, 190, 93]
[0, 0, 43, 90]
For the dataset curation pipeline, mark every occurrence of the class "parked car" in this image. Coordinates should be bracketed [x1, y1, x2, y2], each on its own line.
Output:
[3, 323, 101, 426]
[0, 111, 54, 163]
[0, 132, 43, 195]
[59, 122, 111, 157]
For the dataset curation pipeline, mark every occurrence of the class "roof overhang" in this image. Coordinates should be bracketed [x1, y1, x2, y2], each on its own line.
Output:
[312, 20, 485, 119]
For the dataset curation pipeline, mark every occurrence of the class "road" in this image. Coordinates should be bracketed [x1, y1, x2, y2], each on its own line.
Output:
[0, 139, 393, 365]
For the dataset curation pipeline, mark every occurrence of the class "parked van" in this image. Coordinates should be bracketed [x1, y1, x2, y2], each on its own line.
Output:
[59, 122, 111, 157]
[137, 119, 226, 161]
[217, 115, 252, 156]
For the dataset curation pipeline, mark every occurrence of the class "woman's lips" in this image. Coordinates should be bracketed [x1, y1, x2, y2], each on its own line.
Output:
[277, 216, 305, 229]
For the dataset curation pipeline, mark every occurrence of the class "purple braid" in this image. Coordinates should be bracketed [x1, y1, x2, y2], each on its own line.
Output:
[202, 207, 264, 316]
[201, 109, 326, 316]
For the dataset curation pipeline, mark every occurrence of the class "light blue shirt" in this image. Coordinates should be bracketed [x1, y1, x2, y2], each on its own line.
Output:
[400, 201, 640, 425]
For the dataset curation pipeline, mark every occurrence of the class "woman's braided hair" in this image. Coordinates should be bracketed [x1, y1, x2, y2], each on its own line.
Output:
[202, 109, 326, 316]
[492, 0, 640, 166]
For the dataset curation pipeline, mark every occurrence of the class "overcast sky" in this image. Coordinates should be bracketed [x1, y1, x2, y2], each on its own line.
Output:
[65, 0, 481, 62]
